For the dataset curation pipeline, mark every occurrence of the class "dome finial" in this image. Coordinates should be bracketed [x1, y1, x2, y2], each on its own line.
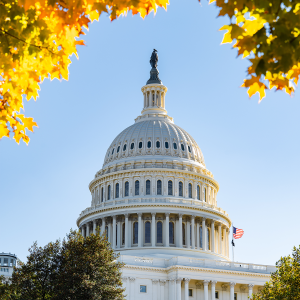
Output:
[147, 49, 162, 85]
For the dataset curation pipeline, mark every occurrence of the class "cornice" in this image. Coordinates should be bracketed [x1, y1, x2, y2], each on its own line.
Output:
[122, 264, 271, 279]
[76, 203, 231, 227]
[89, 167, 219, 192]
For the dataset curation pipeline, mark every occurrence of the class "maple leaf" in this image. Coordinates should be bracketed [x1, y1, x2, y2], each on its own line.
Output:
[241, 75, 268, 101]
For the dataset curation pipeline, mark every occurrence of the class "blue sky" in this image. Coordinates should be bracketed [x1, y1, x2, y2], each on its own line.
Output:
[1, 0, 299, 266]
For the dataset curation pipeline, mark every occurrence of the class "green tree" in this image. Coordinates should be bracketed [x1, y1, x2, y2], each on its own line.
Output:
[0, 230, 124, 300]
[252, 245, 300, 299]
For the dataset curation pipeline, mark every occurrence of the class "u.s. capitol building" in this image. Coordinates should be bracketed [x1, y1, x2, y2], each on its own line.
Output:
[77, 50, 275, 300]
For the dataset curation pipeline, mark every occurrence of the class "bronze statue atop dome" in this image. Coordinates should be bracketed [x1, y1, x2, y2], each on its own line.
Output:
[147, 49, 162, 85]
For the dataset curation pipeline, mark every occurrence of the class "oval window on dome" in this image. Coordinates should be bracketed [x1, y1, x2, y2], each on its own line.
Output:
[156, 141, 160, 148]
[130, 143, 135, 150]
[165, 142, 169, 149]
[139, 142, 143, 149]
[181, 144, 185, 151]
[123, 144, 127, 151]
[188, 145, 191, 153]
[117, 146, 120, 153]
[147, 141, 151, 148]
[112, 148, 115, 155]
[173, 143, 177, 150]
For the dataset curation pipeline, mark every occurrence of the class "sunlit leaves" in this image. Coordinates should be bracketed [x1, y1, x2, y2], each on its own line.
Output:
[0, 0, 169, 144]
[208, 0, 300, 101]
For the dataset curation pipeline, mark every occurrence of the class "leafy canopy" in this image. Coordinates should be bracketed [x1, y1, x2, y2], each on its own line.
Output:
[209, 0, 300, 101]
[0, 0, 168, 144]
[0, 230, 125, 300]
[252, 245, 300, 299]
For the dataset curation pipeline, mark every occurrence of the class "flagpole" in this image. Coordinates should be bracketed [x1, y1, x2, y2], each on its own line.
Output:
[232, 224, 234, 262]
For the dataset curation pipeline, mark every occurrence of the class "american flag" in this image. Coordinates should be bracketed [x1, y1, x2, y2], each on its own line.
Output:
[233, 226, 244, 239]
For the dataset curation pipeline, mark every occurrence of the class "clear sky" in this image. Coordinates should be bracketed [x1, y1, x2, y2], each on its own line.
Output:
[1, 0, 299, 266]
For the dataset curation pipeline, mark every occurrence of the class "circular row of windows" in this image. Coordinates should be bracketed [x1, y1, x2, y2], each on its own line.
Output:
[108, 141, 193, 157]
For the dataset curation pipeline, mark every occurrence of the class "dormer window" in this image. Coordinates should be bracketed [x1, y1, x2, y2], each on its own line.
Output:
[117, 146, 120, 153]
[147, 141, 151, 148]
[112, 148, 115, 155]
[130, 143, 135, 149]
[165, 141, 169, 148]
[139, 142, 143, 148]
[173, 143, 177, 149]
[156, 141, 160, 148]
[123, 144, 127, 151]
[188, 145, 191, 153]
[181, 144, 185, 151]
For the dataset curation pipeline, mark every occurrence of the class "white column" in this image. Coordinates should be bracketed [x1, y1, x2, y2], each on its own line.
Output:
[112, 216, 116, 249]
[176, 278, 182, 300]
[101, 217, 105, 236]
[211, 220, 215, 252]
[226, 229, 229, 257]
[125, 214, 129, 248]
[202, 218, 206, 251]
[138, 213, 142, 247]
[179, 214, 183, 248]
[144, 93, 146, 108]
[150, 90, 153, 107]
[152, 279, 159, 300]
[222, 227, 226, 256]
[186, 219, 190, 248]
[248, 284, 254, 299]
[184, 278, 190, 300]
[165, 213, 170, 247]
[117, 218, 121, 249]
[204, 280, 209, 300]
[230, 282, 235, 300]
[122, 277, 128, 300]
[86, 223, 90, 237]
[129, 277, 135, 300]
[196, 221, 200, 249]
[211, 281, 217, 300]
[191, 215, 195, 249]
[160, 280, 166, 300]
[218, 224, 222, 254]
[93, 220, 97, 235]
[151, 213, 156, 247]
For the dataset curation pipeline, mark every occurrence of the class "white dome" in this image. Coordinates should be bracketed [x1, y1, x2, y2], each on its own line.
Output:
[103, 117, 206, 169]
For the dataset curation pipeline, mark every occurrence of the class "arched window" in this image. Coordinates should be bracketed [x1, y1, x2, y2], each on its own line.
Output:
[117, 146, 120, 153]
[107, 185, 111, 200]
[207, 228, 211, 250]
[181, 144, 185, 151]
[168, 180, 173, 196]
[133, 222, 138, 244]
[122, 223, 125, 245]
[123, 144, 127, 151]
[188, 145, 191, 153]
[125, 182, 129, 197]
[135, 180, 139, 196]
[112, 148, 115, 155]
[156, 141, 160, 148]
[130, 143, 134, 150]
[157, 180, 162, 195]
[182, 223, 186, 245]
[157, 221, 163, 243]
[139, 142, 143, 148]
[145, 221, 151, 243]
[115, 183, 119, 198]
[165, 141, 169, 149]
[101, 187, 103, 202]
[197, 185, 200, 200]
[179, 181, 183, 197]
[147, 141, 151, 148]
[146, 180, 151, 195]
[188, 183, 192, 198]
[169, 222, 174, 244]
[200, 226, 203, 248]
[204, 188, 207, 202]
[173, 142, 177, 150]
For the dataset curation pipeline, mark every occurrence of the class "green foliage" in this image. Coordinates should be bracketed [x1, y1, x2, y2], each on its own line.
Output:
[0, 230, 124, 300]
[252, 245, 300, 299]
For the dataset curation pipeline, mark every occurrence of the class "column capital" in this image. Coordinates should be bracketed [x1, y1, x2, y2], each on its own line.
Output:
[165, 213, 170, 217]
[221, 284, 228, 291]
[203, 280, 210, 286]
[178, 213, 183, 218]
[129, 277, 135, 281]
[191, 215, 195, 220]
[124, 213, 129, 218]
[151, 212, 156, 217]
[138, 213, 142, 217]
[230, 282, 236, 287]
[122, 276, 129, 280]
[211, 280, 217, 285]
[113, 215, 116, 220]
[184, 278, 190, 283]
[152, 279, 159, 284]
[248, 284, 254, 288]
[159, 279, 166, 285]
[195, 282, 203, 289]
[202, 217, 206, 222]
[176, 278, 183, 283]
